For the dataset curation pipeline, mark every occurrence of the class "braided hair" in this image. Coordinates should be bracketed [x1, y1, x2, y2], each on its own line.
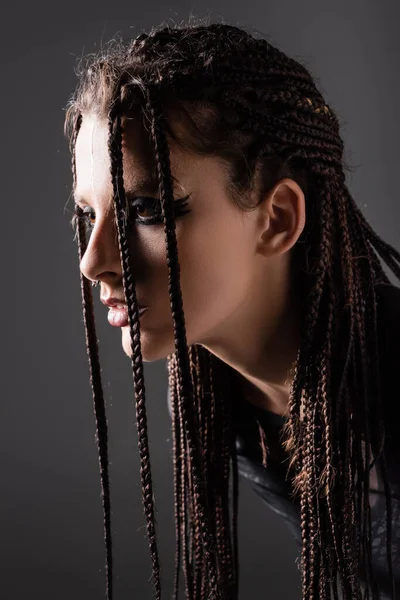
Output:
[64, 19, 400, 600]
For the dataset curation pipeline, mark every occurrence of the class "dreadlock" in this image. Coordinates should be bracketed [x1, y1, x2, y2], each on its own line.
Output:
[64, 18, 400, 600]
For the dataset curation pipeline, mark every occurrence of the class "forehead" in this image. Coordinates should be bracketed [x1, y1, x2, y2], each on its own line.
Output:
[74, 114, 161, 204]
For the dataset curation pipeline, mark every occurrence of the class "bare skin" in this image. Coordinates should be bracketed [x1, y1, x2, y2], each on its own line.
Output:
[74, 113, 306, 417]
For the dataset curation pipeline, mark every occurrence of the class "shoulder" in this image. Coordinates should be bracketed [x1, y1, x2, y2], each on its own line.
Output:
[376, 281, 400, 320]
[374, 282, 400, 434]
[375, 282, 400, 358]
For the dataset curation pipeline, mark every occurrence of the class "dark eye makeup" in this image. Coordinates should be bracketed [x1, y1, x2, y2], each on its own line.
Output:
[71, 194, 192, 234]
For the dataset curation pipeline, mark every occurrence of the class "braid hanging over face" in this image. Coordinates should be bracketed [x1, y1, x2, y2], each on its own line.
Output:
[65, 20, 400, 600]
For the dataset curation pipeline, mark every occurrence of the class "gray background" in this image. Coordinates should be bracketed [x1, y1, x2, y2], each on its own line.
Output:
[2, 0, 399, 598]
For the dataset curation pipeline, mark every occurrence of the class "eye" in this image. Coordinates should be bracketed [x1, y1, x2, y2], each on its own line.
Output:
[130, 195, 191, 225]
[82, 206, 96, 225]
[70, 205, 96, 237]
[131, 197, 161, 221]
[70, 194, 191, 235]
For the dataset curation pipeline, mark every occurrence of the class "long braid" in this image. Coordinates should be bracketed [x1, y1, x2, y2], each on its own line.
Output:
[145, 86, 222, 597]
[319, 178, 358, 598]
[188, 346, 203, 598]
[65, 21, 400, 600]
[218, 367, 236, 595]
[309, 189, 336, 598]
[335, 181, 368, 598]
[197, 352, 210, 599]
[180, 358, 194, 600]
[347, 195, 396, 596]
[215, 56, 394, 597]
[331, 185, 360, 598]
[209, 355, 229, 590]
[349, 197, 381, 599]
[231, 409, 239, 599]
[71, 114, 114, 599]
[108, 94, 162, 598]
[167, 353, 182, 600]
[306, 172, 338, 599]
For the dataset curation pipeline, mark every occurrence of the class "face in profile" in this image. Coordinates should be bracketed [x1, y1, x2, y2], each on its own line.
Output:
[74, 112, 303, 366]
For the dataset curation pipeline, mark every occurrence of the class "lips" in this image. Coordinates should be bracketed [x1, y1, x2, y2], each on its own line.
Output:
[107, 305, 147, 327]
[101, 296, 147, 309]
[108, 305, 128, 327]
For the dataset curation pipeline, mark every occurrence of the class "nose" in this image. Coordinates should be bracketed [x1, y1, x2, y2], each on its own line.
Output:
[79, 213, 122, 285]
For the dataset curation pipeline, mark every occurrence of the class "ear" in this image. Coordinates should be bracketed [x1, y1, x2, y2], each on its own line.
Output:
[256, 178, 306, 258]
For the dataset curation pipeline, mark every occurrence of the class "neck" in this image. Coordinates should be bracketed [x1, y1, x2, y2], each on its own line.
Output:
[200, 256, 303, 418]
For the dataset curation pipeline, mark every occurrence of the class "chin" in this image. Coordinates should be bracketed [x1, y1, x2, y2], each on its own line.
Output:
[121, 325, 177, 363]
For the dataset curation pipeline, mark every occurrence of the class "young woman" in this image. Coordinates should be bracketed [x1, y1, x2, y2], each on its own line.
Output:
[64, 20, 400, 600]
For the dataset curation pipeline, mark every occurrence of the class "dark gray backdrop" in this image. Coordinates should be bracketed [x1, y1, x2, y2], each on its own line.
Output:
[2, 0, 399, 598]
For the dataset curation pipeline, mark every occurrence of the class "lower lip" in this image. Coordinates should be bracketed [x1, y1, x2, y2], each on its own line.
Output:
[107, 306, 148, 327]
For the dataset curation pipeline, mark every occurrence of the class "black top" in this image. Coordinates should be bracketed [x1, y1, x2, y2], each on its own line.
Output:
[233, 282, 400, 599]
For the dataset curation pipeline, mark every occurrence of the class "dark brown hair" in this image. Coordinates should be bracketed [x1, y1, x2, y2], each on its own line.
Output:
[64, 18, 400, 600]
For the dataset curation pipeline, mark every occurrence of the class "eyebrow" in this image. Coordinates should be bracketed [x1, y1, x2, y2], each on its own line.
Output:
[73, 176, 161, 208]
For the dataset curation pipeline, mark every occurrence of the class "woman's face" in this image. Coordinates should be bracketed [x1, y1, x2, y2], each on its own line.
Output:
[74, 112, 304, 366]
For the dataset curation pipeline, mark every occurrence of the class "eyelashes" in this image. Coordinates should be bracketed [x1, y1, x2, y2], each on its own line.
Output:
[70, 194, 192, 235]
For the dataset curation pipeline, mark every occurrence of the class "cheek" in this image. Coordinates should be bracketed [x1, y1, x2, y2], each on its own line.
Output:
[128, 211, 253, 335]
[127, 229, 171, 288]
[177, 219, 252, 325]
